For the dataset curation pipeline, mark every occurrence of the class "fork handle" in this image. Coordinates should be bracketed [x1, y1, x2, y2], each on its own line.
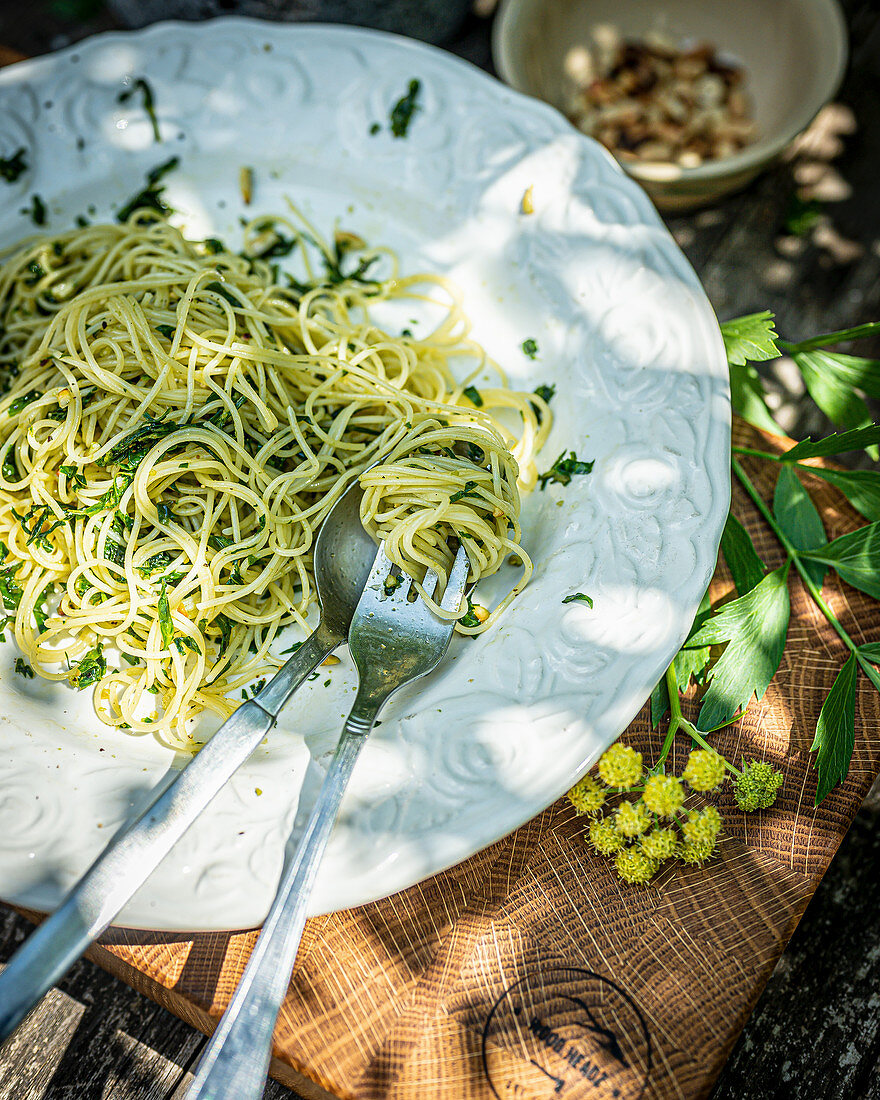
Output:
[185, 692, 382, 1100]
[0, 626, 338, 1046]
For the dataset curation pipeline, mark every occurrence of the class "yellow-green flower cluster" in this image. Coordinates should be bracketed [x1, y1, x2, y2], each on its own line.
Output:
[615, 846, 657, 884]
[566, 738, 785, 887]
[566, 774, 605, 816]
[597, 743, 643, 788]
[614, 799, 652, 837]
[589, 818, 624, 854]
[681, 749, 727, 792]
[639, 826, 678, 861]
[679, 807, 722, 864]
[642, 774, 684, 817]
[733, 760, 785, 811]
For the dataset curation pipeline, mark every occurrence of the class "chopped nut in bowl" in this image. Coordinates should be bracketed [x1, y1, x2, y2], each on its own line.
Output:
[493, 0, 848, 211]
[566, 29, 758, 170]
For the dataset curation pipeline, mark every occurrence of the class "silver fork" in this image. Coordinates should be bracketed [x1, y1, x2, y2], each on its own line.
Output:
[185, 541, 470, 1100]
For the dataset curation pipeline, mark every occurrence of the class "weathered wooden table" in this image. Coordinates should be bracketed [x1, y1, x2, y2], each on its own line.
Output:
[1, 2, 879, 1098]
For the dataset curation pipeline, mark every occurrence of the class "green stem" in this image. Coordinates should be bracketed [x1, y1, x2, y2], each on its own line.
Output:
[732, 445, 784, 462]
[655, 662, 685, 771]
[731, 456, 860, 657]
[659, 661, 742, 775]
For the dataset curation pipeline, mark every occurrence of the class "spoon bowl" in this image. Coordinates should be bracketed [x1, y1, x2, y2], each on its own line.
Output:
[313, 479, 379, 639]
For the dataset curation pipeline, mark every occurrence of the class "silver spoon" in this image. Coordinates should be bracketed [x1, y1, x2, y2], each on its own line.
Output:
[0, 476, 377, 1043]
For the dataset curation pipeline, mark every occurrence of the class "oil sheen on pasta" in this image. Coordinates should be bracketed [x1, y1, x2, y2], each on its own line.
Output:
[0, 211, 551, 749]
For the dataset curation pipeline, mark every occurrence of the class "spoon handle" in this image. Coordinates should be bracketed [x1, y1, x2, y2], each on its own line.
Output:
[0, 626, 337, 1045]
[184, 692, 381, 1100]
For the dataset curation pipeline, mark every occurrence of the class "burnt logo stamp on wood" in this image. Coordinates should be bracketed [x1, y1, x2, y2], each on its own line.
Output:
[481, 967, 652, 1099]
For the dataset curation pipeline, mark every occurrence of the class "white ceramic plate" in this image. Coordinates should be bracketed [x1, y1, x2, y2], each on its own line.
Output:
[0, 20, 729, 931]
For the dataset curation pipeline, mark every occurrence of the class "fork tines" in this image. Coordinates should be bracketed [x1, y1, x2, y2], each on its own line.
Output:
[364, 542, 468, 616]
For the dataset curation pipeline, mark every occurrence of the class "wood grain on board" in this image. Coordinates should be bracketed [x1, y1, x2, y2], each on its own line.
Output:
[14, 418, 869, 1100]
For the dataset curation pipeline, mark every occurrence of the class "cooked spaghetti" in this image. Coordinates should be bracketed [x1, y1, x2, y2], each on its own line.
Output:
[0, 210, 550, 748]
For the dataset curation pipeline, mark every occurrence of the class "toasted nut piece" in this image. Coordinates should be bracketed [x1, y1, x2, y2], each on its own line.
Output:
[239, 166, 253, 205]
[677, 150, 704, 168]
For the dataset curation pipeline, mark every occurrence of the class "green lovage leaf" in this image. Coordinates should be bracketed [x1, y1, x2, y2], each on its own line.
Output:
[773, 465, 827, 589]
[784, 425, 880, 462]
[212, 613, 234, 656]
[7, 389, 42, 417]
[720, 312, 783, 434]
[720, 512, 766, 596]
[204, 281, 241, 308]
[857, 642, 880, 665]
[688, 563, 791, 731]
[729, 362, 781, 435]
[33, 582, 55, 633]
[537, 451, 594, 489]
[116, 156, 179, 222]
[99, 412, 182, 471]
[530, 383, 555, 422]
[800, 521, 880, 600]
[811, 651, 857, 805]
[720, 311, 781, 367]
[158, 577, 174, 649]
[799, 466, 880, 523]
[855, 647, 880, 696]
[789, 348, 880, 400]
[458, 595, 481, 628]
[59, 464, 87, 489]
[67, 644, 106, 690]
[449, 480, 478, 504]
[650, 678, 668, 729]
[0, 561, 23, 611]
[793, 351, 878, 457]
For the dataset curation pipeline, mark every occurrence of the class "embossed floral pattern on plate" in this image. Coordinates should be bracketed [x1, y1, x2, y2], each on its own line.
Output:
[0, 20, 729, 930]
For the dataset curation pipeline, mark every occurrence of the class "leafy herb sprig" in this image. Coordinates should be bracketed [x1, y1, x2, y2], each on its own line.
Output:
[655, 312, 880, 805]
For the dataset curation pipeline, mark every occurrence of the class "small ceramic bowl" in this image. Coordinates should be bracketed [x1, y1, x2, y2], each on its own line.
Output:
[493, 0, 849, 211]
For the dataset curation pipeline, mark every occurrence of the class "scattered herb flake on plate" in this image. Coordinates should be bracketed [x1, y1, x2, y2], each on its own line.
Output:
[538, 451, 594, 489]
[0, 148, 27, 183]
[116, 156, 179, 222]
[24, 194, 46, 226]
[390, 79, 421, 138]
[118, 77, 161, 143]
